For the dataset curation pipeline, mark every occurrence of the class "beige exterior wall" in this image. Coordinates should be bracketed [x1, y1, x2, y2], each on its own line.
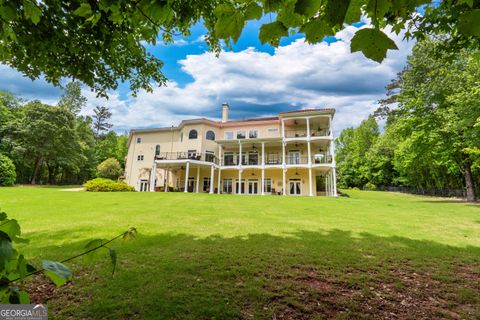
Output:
[124, 108, 337, 195]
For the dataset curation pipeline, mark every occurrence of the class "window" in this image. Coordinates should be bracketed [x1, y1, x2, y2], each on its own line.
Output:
[268, 128, 278, 132]
[224, 132, 234, 140]
[249, 130, 258, 138]
[203, 177, 211, 192]
[206, 130, 215, 141]
[205, 151, 215, 163]
[264, 178, 272, 193]
[137, 155, 144, 161]
[223, 179, 233, 193]
[180, 132, 183, 142]
[248, 151, 258, 165]
[155, 145, 161, 156]
[224, 152, 235, 166]
[188, 129, 198, 139]
[237, 131, 246, 139]
[136, 137, 142, 143]
[139, 179, 148, 192]
[188, 150, 197, 159]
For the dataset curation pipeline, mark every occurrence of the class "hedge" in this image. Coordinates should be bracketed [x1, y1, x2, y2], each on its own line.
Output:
[0, 154, 16, 186]
[83, 178, 135, 192]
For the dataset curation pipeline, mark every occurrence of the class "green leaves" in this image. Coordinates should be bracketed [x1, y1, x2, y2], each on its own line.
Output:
[23, 0, 41, 24]
[214, 4, 245, 43]
[351, 28, 398, 62]
[244, 3, 262, 20]
[73, 3, 93, 18]
[294, 0, 321, 17]
[458, 9, 480, 37]
[301, 18, 333, 43]
[42, 260, 72, 287]
[259, 21, 288, 46]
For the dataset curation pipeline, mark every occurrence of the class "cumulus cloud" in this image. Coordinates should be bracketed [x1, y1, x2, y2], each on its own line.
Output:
[99, 24, 413, 132]
[0, 24, 414, 133]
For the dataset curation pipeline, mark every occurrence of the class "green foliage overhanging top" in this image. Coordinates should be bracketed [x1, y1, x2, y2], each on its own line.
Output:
[1, 0, 480, 96]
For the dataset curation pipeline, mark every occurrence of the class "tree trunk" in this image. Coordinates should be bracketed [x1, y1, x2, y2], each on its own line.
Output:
[463, 159, 476, 202]
[31, 156, 43, 185]
[47, 162, 57, 185]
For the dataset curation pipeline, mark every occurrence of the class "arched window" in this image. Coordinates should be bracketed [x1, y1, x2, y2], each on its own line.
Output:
[188, 129, 198, 139]
[206, 130, 215, 141]
[155, 145, 161, 156]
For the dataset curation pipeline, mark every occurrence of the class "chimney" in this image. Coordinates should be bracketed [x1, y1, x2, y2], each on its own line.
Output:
[221, 102, 229, 123]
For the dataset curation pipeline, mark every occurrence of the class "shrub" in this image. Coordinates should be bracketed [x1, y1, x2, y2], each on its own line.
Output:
[97, 158, 123, 180]
[364, 182, 377, 190]
[84, 178, 135, 192]
[0, 154, 16, 186]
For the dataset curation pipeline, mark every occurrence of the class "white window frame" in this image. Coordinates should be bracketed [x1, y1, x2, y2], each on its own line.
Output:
[264, 178, 272, 194]
[236, 131, 246, 139]
[203, 177, 211, 192]
[224, 132, 234, 140]
[136, 137, 142, 143]
[223, 178, 233, 193]
[137, 155, 144, 161]
[249, 130, 258, 139]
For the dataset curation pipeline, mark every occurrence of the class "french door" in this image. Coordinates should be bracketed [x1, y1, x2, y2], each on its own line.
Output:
[139, 180, 148, 192]
[288, 151, 300, 164]
[248, 180, 258, 194]
[289, 180, 301, 195]
[187, 177, 195, 192]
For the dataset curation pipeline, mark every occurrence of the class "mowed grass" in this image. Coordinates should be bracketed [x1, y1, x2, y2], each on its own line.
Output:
[0, 187, 479, 319]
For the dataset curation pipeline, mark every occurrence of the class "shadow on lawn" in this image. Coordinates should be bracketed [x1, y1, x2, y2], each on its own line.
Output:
[29, 229, 480, 320]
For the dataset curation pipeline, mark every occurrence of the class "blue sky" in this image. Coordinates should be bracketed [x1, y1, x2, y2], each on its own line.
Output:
[0, 18, 413, 132]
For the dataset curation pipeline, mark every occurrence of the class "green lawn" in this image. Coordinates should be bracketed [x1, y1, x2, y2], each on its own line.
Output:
[1, 187, 479, 319]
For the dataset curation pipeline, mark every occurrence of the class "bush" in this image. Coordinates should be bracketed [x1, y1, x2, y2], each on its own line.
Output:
[83, 178, 135, 192]
[0, 154, 16, 186]
[97, 158, 123, 180]
[364, 182, 377, 190]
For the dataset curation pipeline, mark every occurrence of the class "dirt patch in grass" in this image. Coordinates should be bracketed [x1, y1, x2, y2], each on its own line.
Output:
[263, 264, 480, 319]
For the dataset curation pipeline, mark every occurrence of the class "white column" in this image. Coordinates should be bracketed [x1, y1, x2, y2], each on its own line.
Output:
[282, 141, 286, 195]
[149, 163, 156, 192]
[308, 167, 313, 196]
[184, 161, 189, 193]
[238, 169, 242, 194]
[281, 118, 285, 138]
[164, 169, 168, 192]
[261, 142, 265, 195]
[332, 168, 337, 197]
[306, 117, 310, 137]
[238, 141, 242, 195]
[195, 166, 200, 193]
[209, 164, 214, 194]
[217, 146, 222, 194]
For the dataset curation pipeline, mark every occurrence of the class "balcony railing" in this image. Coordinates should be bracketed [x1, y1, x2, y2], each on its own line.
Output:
[221, 152, 332, 166]
[284, 129, 330, 138]
[155, 152, 218, 164]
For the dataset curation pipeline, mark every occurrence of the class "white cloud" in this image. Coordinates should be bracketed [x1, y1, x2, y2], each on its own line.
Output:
[96, 24, 413, 132]
[0, 24, 414, 133]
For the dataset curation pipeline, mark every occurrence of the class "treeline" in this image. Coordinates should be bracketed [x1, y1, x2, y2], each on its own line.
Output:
[0, 83, 127, 185]
[336, 39, 480, 202]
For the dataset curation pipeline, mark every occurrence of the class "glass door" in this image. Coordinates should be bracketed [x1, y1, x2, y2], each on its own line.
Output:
[288, 151, 300, 164]
[248, 180, 258, 194]
[289, 180, 301, 195]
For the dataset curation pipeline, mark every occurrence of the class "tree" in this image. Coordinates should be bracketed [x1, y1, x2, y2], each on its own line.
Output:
[92, 106, 113, 140]
[15, 102, 81, 184]
[336, 116, 379, 188]
[1, 1, 480, 96]
[0, 154, 16, 186]
[58, 82, 87, 114]
[394, 40, 480, 201]
[96, 158, 123, 180]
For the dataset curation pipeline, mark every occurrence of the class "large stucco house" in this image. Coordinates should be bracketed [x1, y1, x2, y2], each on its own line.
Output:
[124, 104, 337, 196]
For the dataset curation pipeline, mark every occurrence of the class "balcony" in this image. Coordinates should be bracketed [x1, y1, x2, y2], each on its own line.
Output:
[155, 152, 218, 164]
[284, 128, 330, 138]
